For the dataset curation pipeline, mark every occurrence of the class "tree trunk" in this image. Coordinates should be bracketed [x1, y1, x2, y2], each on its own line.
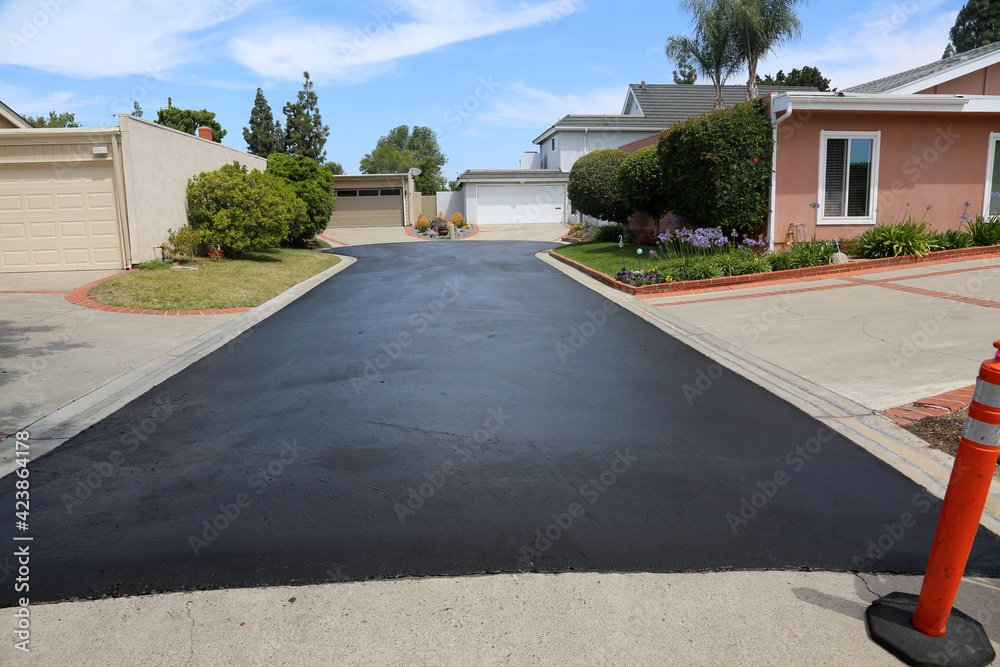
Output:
[746, 57, 759, 100]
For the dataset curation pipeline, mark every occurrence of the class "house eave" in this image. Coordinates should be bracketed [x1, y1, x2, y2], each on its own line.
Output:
[532, 124, 666, 145]
[875, 49, 1000, 94]
[772, 92, 1000, 113]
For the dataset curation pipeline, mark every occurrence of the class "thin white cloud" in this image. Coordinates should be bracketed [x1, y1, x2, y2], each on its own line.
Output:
[758, 0, 956, 90]
[478, 82, 625, 129]
[229, 0, 585, 82]
[0, 0, 264, 78]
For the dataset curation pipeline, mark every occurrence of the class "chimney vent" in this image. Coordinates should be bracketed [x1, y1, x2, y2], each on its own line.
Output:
[197, 125, 213, 141]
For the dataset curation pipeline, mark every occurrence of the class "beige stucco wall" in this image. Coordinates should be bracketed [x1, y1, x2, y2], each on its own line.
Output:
[773, 109, 1000, 242]
[118, 115, 267, 263]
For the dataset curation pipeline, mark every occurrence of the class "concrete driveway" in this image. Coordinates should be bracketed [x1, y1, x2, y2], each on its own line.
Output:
[0, 271, 237, 437]
[322, 223, 568, 246]
[4, 241, 998, 607]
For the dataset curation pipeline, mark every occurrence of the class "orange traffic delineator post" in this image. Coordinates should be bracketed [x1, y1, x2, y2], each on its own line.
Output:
[866, 340, 1000, 667]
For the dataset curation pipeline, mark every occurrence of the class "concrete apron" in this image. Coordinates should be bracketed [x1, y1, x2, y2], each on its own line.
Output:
[0, 255, 357, 480]
[537, 251, 1000, 537]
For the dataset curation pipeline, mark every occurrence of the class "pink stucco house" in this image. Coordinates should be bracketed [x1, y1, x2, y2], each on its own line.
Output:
[765, 42, 1000, 249]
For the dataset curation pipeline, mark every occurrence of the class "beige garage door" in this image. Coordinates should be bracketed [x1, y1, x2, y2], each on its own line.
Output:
[0, 163, 123, 272]
[329, 188, 403, 228]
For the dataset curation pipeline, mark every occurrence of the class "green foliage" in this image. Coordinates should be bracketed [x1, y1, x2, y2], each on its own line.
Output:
[156, 107, 226, 142]
[658, 100, 772, 236]
[672, 50, 698, 84]
[136, 260, 170, 271]
[323, 161, 345, 176]
[243, 88, 285, 157]
[968, 216, 1000, 246]
[27, 111, 79, 128]
[855, 220, 939, 258]
[944, 0, 1000, 57]
[618, 146, 669, 218]
[283, 72, 330, 162]
[767, 240, 836, 270]
[186, 163, 305, 253]
[165, 224, 204, 258]
[360, 125, 447, 194]
[726, 0, 805, 98]
[929, 229, 974, 250]
[591, 223, 628, 243]
[661, 255, 724, 281]
[667, 0, 741, 109]
[568, 149, 631, 224]
[265, 153, 335, 242]
[711, 251, 773, 276]
[132, 101, 143, 118]
[757, 66, 832, 91]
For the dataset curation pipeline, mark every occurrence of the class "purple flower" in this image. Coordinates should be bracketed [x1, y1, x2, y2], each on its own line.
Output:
[960, 214, 973, 223]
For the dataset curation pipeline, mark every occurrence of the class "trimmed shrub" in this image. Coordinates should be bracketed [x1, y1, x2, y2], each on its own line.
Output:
[658, 100, 772, 236]
[186, 162, 304, 253]
[568, 149, 631, 224]
[165, 224, 204, 258]
[592, 223, 628, 243]
[855, 220, 938, 258]
[265, 153, 335, 243]
[968, 216, 1000, 246]
[618, 145, 668, 219]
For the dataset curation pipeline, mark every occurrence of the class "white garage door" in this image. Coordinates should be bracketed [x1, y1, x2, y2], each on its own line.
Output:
[0, 163, 123, 273]
[477, 185, 565, 225]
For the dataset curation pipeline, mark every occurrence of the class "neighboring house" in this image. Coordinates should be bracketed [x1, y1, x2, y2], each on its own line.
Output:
[327, 174, 420, 228]
[767, 41, 1000, 249]
[0, 109, 266, 273]
[450, 83, 813, 226]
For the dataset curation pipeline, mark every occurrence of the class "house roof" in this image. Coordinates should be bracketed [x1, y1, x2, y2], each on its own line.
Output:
[844, 41, 1000, 94]
[624, 83, 816, 125]
[532, 83, 817, 144]
[771, 91, 1000, 114]
[457, 169, 570, 185]
[0, 100, 32, 129]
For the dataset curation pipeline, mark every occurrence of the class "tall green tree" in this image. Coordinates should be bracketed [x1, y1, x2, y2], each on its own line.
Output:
[672, 51, 699, 84]
[283, 72, 330, 162]
[943, 0, 1000, 57]
[757, 66, 832, 91]
[360, 125, 447, 194]
[243, 88, 285, 157]
[28, 111, 79, 128]
[667, 0, 742, 109]
[727, 0, 805, 100]
[323, 161, 344, 176]
[155, 107, 226, 142]
[132, 101, 143, 118]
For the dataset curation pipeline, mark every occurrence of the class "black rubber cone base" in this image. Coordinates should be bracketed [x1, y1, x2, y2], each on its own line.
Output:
[866, 592, 996, 667]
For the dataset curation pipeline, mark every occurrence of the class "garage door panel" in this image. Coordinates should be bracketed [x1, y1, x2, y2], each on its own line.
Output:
[329, 193, 403, 228]
[477, 185, 565, 225]
[0, 163, 123, 273]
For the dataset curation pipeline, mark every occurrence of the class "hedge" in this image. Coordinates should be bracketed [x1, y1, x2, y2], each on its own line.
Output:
[266, 153, 335, 243]
[658, 100, 772, 236]
[618, 145, 668, 219]
[568, 148, 631, 224]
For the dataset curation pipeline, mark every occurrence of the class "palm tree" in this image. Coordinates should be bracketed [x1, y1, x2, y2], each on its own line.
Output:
[666, 0, 742, 109]
[728, 0, 805, 100]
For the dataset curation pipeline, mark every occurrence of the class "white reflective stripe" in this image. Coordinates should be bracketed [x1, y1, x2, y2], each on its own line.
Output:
[973, 378, 1000, 410]
[964, 417, 1000, 448]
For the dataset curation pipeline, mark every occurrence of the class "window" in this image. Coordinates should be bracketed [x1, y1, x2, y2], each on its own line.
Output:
[984, 132, 1000, 217]
[551, 138, 556, 150]
[379, 188, 401, 196]
[337, 190, 358, 197]
[357, 189, 380, 197]
[817, 131, 880, 225]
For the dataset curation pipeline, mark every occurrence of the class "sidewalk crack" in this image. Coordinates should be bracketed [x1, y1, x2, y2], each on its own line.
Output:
[854, 572, 880, 601]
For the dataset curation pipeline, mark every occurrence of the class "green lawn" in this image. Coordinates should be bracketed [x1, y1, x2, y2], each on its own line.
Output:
[554, 242, 646, 276]
[90, 248, 340, 310]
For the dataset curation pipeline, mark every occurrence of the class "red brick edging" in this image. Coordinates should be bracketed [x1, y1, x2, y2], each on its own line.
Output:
[882, 386, 975, 427]
[65, 271, 250, 316]
[318, 233, 351, 247]
[549, 245, 1000, 298]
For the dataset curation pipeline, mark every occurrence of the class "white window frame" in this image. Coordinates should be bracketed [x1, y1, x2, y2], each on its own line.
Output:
[816, 130, 881, 226]
[982, 132, 1000, 218]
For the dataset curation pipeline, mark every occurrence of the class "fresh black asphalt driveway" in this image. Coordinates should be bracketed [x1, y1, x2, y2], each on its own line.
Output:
[3, 241, 999, 605]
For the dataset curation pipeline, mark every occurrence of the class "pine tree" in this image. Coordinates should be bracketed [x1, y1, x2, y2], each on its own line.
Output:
[283, 72, 330, 162]
[943, 0, 1000, 57]
[132, 101, 143, 118]
[243, 88, 285, 157]
[672, 51, 698, 84]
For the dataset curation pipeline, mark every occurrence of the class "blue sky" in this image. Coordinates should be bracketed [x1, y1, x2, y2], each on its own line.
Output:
[0, 0, 964, 178]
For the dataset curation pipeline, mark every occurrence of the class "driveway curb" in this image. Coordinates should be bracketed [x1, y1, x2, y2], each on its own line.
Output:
[536, 250, 1000, 536]
[0, 255, 357, 479]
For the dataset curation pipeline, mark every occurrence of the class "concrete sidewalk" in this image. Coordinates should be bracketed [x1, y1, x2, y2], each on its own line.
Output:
[321, 223, 569, 246]
[5, 571, 997, 665]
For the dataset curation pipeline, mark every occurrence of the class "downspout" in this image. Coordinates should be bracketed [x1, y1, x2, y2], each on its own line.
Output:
[768, 96, 792, 253]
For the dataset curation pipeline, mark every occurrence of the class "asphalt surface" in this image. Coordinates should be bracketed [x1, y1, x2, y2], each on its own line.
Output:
[3, 241, 1000, 605]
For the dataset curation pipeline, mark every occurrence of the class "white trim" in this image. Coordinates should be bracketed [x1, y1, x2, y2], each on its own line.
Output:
[983, 132, 1000, 218]
[880, 48, 1000, 95]
[816, 130, 881, 227]
[774, 92, 972, 113]
[533, 124, 664, 145]
[769, 98, 794, 252]
[621, 88, 646, 117]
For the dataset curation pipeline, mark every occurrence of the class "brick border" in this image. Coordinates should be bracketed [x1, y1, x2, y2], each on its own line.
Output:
[881, 386, 975, 427]
[549, 245, 1000, 298]
[65, 270, 251, 316]
[317, 233, 351, 247]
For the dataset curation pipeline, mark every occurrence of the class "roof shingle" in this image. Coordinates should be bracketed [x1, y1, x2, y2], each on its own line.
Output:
[844, 41, 1000, 94]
